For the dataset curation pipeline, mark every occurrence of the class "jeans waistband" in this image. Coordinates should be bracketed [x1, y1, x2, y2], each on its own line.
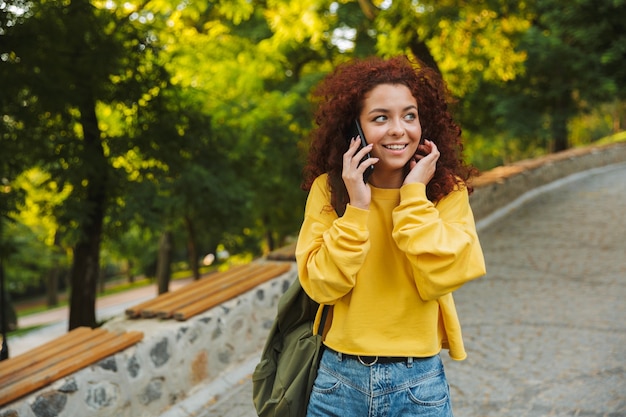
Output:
[326, 347, 414, 366]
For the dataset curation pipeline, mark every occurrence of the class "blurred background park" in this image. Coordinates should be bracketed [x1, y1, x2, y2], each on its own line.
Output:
[1, 0, 624, 345]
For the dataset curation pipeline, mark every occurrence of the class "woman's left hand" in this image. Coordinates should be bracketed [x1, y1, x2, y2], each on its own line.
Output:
[404, 139, 440, 186]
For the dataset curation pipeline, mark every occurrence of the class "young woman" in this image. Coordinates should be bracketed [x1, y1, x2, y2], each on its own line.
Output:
[295, 56, 486, 416]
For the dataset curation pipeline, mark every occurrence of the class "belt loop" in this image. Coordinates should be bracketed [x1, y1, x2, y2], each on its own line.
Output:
[407, 357, 414, 368]
[337, 351, 344, 361]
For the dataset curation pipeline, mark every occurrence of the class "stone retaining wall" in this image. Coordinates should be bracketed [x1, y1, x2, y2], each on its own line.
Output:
[1, 265, 298, 417]
[468, 142, 626, 221]
[2, 141, 625, 417]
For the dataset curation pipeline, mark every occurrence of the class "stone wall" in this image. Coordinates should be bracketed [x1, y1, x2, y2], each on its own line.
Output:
[469, 142, 626, 222]
[1, 265, 297, 417]
[2, 141, 625, 417]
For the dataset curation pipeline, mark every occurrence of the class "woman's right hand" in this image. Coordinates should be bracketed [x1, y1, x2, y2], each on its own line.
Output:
[404, 139, 439, 186]
[342, 137, 377, 210]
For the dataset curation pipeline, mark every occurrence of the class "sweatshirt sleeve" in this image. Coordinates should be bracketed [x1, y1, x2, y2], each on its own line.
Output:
[295, 175, 370, 304]
[392, 182, 486, 301]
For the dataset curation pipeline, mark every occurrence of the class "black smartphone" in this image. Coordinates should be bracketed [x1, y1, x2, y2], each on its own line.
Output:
[348, 119, 374, 183]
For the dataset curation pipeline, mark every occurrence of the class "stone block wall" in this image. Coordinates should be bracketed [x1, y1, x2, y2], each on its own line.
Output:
[469, 142, 626, 221]
[2, 141, 625, 417]
[1, 265, 296, 417]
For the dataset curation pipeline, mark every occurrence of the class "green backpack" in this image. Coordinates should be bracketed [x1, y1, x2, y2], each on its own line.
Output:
[252, 277, 329, 417]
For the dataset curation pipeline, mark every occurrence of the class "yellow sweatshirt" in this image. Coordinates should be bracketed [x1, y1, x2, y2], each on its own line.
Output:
[296, 174, 486, 361]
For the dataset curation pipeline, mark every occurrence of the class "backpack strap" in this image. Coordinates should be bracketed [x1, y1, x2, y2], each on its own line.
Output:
[317, 305, 330, 337]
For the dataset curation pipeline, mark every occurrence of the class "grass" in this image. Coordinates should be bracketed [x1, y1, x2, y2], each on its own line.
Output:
[596, 130, 626, 145]
[7, 325, 45, 338]
[15, 303, 59, 318]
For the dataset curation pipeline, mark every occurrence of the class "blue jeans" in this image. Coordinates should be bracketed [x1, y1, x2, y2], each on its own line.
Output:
[306, 348, 453, 417]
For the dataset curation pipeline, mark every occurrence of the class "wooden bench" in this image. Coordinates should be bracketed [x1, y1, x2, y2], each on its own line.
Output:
[0, 260, 291, 407]
[0, 327, 143, 407]
[266, 242, 296, 262]
[125, 261, 291, 321]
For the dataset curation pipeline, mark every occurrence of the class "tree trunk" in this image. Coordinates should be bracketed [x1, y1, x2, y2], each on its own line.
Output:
[46, 269, 59, 308]
[264, 215, 275, 253]
[125, 259, 135, 284]
[355, 0, 442, 75]
[156, 231, 173, 295]
[184, 216, 200, 280]
[613, 100, 623, 133]
[357, 0, 378, 20]
[1, 257, 14, 360]
[409, 39, 443, 75]
[68, 98, 106, 330]
[46, 231, 61, 307]
[551, 95, 570, 152]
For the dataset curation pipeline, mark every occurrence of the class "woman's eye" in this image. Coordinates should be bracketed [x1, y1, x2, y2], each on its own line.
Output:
[373, 115, 387, 122]
[404, 113, 417, 121]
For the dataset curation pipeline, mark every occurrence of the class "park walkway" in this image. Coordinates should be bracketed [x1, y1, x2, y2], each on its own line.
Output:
[183, 162, 626, 417]
[8, 279, 193, 356]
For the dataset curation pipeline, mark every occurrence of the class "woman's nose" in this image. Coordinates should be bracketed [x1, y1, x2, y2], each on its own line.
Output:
[387, 119, 405, 137]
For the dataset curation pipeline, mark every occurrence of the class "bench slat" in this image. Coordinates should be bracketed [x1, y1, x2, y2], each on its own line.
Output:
[0, 328, 109, 386]
[123, 269, 229, 318]
[0, 331, 143, 406]
[173, 263, 290, 321]
[154, 264, 267, 319]
[0, 329, 117, 387]
[0, 330, 143, 408]
[0, 327, 94, 376]
[126, 262, 288, 321]
[126, 264, 258, 318]
[143, 264, 263, 318]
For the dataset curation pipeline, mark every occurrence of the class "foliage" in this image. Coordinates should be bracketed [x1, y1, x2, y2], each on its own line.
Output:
[491, 0, 626, 152]
[1, 0, 624, 321]
[3, 169, 70, 294]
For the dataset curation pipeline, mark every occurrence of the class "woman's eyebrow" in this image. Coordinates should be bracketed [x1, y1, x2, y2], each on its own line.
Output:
[367, 105, 418, 115]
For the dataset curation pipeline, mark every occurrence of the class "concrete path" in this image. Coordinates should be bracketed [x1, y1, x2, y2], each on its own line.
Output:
[8, 278, 193, 356]
[185, 162, 626, 417]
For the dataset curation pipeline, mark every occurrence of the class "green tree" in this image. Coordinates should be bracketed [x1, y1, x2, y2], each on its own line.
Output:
[495, 0, 626, 152]
[550, 0, 623, 150]
[3, 0, 623, 330]
[145, 0, 325, 253]
[7, 169, 71, 306]
[1, 0, 168, 328]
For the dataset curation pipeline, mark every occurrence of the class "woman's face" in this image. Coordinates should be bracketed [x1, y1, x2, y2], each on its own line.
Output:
[358, 83, 422, 186]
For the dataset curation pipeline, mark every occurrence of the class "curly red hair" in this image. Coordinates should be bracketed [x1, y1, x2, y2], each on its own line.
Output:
[302, 55, 476, 214]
